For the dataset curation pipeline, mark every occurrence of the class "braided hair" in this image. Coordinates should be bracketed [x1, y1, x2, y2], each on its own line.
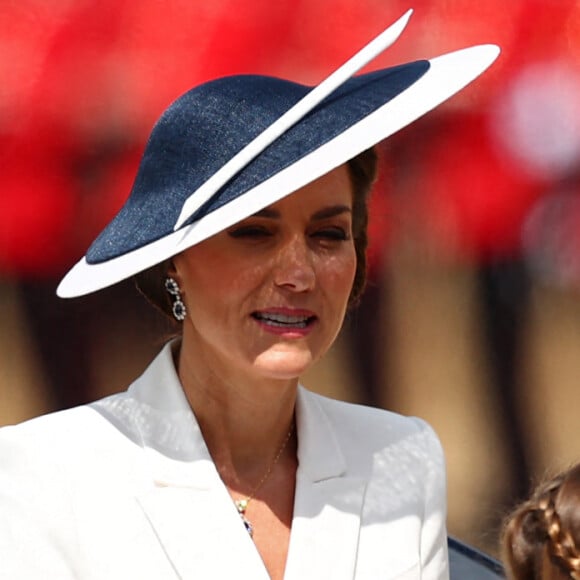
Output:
[501, 463, 580, 579]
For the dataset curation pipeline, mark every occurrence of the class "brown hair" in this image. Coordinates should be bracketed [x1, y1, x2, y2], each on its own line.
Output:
[347, 146, 378, 307]
[501, 463, 580, 580]
[134, 147, 378, 318]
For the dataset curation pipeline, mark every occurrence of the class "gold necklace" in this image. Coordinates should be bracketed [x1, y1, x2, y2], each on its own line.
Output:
[234, 422, 295, 538]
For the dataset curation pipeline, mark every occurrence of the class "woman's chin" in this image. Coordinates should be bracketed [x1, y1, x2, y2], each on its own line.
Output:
[252, 347, 316, 381]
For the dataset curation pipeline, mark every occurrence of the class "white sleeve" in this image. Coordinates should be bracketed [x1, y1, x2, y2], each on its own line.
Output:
[411, 417, 450, 580]
[0, 426, 79, 580]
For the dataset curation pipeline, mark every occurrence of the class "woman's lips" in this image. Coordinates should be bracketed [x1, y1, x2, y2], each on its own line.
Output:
[252, 309, 317, 335]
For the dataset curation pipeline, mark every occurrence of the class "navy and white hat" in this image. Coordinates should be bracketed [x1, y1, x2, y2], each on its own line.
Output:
[58, 10, 499, 298]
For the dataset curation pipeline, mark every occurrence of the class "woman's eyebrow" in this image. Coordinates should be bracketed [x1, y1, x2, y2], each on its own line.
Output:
[252, 208, 280, 218]
[311, 205, 352, 221]
[251, 204, 352, 220]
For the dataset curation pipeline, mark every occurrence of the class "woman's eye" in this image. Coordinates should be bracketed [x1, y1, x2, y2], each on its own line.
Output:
[228, 225, 272, 238]
[313, 227, 350, 241]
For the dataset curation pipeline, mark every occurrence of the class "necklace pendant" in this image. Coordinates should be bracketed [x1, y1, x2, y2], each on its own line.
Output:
[241, 513, 254, 537]
[235, 500, 253, 537]
[236, 499, 249, 514]
[230, 422, 294, 541]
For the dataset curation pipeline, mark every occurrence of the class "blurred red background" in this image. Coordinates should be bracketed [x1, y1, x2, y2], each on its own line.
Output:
[2, 0, 580, 555]
[2, 0, 579, 277]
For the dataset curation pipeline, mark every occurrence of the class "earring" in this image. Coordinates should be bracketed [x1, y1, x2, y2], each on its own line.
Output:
[164, 277, 187, 321]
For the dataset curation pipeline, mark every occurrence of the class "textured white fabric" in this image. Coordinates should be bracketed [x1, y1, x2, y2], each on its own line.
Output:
[0, 343, 449, 579]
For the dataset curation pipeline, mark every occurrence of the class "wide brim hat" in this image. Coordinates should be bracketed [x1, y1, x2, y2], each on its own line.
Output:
[58, 10, 499, 298]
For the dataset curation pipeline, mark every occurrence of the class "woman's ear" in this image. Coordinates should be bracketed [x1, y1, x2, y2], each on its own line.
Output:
[167, 258, 178, 279]
[166, 258, 186, 299]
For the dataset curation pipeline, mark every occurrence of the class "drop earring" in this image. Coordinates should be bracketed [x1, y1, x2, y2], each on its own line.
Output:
[164, 277, 187, 321]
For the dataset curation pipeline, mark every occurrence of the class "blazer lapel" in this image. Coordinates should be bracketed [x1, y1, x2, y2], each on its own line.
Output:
[136, 481, 269, 579]
[104, 345, 366, 579]
[284, 388, 367, 579]
[117, 343, 269, 579]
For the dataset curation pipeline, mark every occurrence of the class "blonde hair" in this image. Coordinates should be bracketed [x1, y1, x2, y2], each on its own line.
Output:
[501, 464, 580, 579]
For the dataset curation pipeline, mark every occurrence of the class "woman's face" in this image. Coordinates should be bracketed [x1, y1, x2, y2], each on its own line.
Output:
[171, 164, 356, 382]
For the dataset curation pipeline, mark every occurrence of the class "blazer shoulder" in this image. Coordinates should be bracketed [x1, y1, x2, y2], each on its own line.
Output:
[0, 391, 134, 476]
[299, 388, 445, 476]
[304, 388, 438, 441]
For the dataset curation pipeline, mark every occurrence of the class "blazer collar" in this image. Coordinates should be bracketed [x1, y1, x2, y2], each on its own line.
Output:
[286, 388, 366, 579]
[124, 342, 350, 487]
[115, 342, 268, 577]
[294, 386, 347, 481]
[121, 343, 365, 579]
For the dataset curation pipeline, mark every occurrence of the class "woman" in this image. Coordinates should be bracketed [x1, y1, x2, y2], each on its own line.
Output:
[0, 11, 499, 579]
[501, 463, 580, 580]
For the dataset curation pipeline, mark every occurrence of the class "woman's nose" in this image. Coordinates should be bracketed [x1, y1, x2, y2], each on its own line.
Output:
[273, 236, 316, 292]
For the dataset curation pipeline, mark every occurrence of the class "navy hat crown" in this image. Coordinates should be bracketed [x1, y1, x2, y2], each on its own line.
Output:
[87, 63, 428, 264]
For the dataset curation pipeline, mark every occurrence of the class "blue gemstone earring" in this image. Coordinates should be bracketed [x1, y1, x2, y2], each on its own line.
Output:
[164, 277, 187, 321]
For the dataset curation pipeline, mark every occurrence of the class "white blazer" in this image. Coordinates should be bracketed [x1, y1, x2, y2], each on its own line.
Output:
[0, 343, 448, 579]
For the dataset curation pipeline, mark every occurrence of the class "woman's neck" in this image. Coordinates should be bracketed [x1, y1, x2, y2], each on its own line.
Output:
[174, 336, 298, 578]
[175, 336, 298, 476]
